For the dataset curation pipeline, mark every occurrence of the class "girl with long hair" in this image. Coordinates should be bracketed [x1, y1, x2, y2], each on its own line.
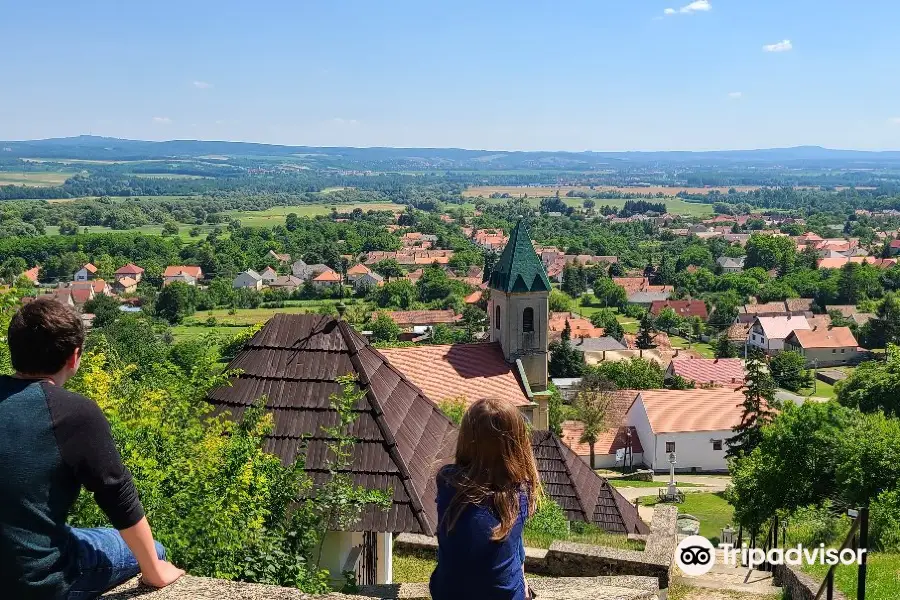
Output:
[430, 397, 540, 600]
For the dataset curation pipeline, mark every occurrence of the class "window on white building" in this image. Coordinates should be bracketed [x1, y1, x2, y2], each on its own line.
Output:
[712, 440, 723, 451]
[665, 441, 675, 453]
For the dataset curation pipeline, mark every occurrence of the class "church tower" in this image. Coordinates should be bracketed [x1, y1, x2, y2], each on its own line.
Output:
[487, 220, 551, 428]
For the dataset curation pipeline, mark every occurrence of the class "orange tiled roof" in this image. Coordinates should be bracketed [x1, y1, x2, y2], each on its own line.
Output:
[114, 263, 144, 275]
[312, 269, 341, 282]
[347, 263, 372, 276]
[22, 266, 40, 283]
[548, 312, 605, 339]
[561, 421, 644, 456]
[622, 331, 672, 350]
[379, 343, 531, 407]
[636, 388, 749, 433]
[376, 310, 460, 327]
[787, 326, 858, 349]
[668, 358, 746, 387]
[163, 265, 202, 278]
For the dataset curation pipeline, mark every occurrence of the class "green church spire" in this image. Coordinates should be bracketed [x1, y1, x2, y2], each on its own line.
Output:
[487, 220, 552, 293]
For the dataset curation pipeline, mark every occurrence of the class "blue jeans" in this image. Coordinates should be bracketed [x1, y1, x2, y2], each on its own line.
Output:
[66, 527, 166, 600]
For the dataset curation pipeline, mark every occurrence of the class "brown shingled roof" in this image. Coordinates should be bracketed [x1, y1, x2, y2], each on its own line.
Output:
[206, 314, 457, 535]
[531, 431, 648, 535]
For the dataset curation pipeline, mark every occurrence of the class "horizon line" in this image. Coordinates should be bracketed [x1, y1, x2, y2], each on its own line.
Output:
[6, 134, 900, 155]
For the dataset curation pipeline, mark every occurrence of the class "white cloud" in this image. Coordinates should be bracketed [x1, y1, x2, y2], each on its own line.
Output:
[664, 0, 710, 15]
[889, 117, 900, 125]
[330, 117, 360, 126]
[728, 91, 743, 99]
[193, 80, 212, 89]
[152, 116, 172, 125]
[763, 39, 793, 52]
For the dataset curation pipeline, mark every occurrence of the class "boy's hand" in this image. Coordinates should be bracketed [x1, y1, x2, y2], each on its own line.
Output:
[140, 560, 185, 588]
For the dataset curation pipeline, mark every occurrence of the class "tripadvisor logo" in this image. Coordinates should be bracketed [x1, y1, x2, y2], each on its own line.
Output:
[676, 536, 715, 576]
[675, 534, 867, 576]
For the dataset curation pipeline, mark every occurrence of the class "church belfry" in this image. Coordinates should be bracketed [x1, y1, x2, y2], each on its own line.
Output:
[487, 220, 551, 424]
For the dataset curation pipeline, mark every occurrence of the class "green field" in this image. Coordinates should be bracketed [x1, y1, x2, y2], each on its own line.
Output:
[0, 171, 75, 186]
[222, 202, 405, 226]
[45, 222, 218, 240]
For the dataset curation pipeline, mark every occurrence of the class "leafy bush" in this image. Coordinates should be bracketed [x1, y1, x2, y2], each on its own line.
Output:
[784, 503, 850, 548]
[437, 397, 467, 427]
[871, 489, 900, 552]
[525, 496, 569, 540]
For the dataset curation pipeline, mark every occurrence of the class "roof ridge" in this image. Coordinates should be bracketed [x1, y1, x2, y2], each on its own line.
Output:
[548, 432, 592, 524]
[338, 320, 439, 535]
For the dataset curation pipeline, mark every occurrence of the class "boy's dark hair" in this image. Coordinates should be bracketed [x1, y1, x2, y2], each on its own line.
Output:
[8, 298, 85, 374]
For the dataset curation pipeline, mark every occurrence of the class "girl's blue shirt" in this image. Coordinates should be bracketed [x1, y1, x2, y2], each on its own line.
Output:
[429, 466, 528, 600]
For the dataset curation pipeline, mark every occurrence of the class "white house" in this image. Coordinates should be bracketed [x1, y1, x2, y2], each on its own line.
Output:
[716, 256, 745, 273]
[163, 266, 203, 287]
[747, 315, 811, 354]
[260, 266, 278, 285]
[353, 271, 384, 291]
[233, 270, 263, 290]
[74, 263, 98, 281]
[625, 388, 747, 473]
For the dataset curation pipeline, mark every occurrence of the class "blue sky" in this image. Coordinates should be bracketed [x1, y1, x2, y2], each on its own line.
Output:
[2, 0, 899, 151]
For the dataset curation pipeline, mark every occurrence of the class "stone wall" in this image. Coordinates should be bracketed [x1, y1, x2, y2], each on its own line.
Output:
[773, 563, 847, 600]
[540, 506, 677, 588]
[395, 506, 678, 588]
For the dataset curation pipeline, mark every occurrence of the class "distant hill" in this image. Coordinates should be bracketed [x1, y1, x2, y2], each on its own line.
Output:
[4, 135, 900, 170]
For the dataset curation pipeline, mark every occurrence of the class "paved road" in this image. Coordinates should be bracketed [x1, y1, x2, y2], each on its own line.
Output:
[615, 476, 731, 502]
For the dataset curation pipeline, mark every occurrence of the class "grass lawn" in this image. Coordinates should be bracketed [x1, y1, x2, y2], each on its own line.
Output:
[170, 324, 250, 342]
[182, 302, 346, 327]
[393, 554, 435, 583]
[802, 552, 900, 600]
[523, 527, 644, 551]
[667, 335, 716, 358]
[222, 202, 406, 226]
[799, 377, 837, 399]
[642, 492, 734, 543]
[608, 479, 698, 489]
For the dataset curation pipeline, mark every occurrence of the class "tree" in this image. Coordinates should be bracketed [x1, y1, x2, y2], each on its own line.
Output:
[461, 304, 486, 338]
[369, 279, 416, 309]
[161, 221, 179, 237]
[548, 289, 574, 313]
[58, 219, 79, 235]
[715, 335, 738, 359]
[589, 309, 623, 340]
[653, 307, 682, 333]
[745, 234, 796, 271]
[369, 313, 401, 343]
[83, 293, 122, 329]
[635, 314, 657, 349]
[727, 350, 777, 458]
[836, 344, 900, 417]
[548, 321, 585, 378]
[417, 265, 453, 302]
[592, 278, 627, 309]
[582, 358, 664, 390]
[860, 292, 900, 348]
[769, 350, 811, 392]
[573, 381, 614, 469]
[0, 257, 26, 284]
[561, 263, 587, 297]
[155, 281, 197, 324]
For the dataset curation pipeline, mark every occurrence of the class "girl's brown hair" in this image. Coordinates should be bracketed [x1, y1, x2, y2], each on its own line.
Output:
[443, 397, 540, 541]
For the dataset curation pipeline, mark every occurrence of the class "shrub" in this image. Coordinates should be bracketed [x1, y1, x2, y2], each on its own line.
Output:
[784, 503, 851, 548]
[871, 489, 900, 552]
[525, 496, 569, 540]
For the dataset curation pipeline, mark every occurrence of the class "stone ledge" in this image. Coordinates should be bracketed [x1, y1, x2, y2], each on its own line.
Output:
[102, 576, 361, 599]
[102, 575, 659, 600]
